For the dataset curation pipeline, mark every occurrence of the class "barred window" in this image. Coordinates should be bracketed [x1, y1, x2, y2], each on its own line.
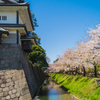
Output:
[2, 16, 7, 20]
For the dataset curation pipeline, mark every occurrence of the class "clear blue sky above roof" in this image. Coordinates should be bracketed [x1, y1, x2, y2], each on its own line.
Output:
[25, 0, 100, 63]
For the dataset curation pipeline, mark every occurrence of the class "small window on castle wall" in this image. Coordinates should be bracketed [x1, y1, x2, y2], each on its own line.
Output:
[2, 16, 7, 20]
[0, 16, 1, 20]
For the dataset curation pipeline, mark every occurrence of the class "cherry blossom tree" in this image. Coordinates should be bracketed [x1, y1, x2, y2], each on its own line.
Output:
[50, 24, 100, 77]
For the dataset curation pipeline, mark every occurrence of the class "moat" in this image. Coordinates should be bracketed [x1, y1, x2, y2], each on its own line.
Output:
[34, 78, 78, 100]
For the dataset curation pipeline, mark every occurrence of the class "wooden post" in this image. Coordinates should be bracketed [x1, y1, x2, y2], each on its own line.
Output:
[17, 30, 19, 44]
[0, 34, 2, 44]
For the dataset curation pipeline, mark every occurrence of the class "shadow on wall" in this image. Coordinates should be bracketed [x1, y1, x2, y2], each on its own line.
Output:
[0, 44, 22, 70]
[22, 51, 46, 98]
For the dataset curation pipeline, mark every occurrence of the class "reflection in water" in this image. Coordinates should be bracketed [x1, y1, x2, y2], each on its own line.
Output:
[34, 78, 77, 100]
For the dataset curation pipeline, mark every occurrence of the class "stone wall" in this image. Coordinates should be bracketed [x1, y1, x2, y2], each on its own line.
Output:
[0, 44, 45, 100]
[2, 33, 17, 44]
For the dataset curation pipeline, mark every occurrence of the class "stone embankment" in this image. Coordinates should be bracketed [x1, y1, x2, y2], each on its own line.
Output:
[0, 44, 45, 100]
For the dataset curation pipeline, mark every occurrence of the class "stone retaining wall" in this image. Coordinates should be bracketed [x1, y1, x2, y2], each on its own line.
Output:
[0, 44, 45, 100]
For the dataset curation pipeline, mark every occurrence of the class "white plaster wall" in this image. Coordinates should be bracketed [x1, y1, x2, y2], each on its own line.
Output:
[2, 30, 17, 43]
[0, 0, 4, 3]
[19, 16, 23, 24]
[0, 12, 16, 24]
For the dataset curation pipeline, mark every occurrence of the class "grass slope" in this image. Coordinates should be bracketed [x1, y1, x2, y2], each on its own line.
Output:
[51, 73, 100, 100]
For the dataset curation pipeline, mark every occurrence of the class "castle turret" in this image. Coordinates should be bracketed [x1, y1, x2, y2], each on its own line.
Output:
[0, 0, 39, 100]
[0, 0, 36, 51]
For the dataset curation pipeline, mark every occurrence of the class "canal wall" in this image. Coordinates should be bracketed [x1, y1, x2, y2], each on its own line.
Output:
[0, 44, 45, 100]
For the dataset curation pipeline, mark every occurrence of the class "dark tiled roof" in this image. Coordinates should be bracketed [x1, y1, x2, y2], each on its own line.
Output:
[1, 0, 24, 4]
[0, 27, 9, 35]
[21, 34, 36, 39]
[0, 24, 28, 35]
[1, 0, 17, 4]
[21, 33, 37, 45]
[0, 23, 26, 27]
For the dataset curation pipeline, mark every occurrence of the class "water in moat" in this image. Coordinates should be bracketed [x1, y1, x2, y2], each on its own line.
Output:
[34, 78, 78, 100]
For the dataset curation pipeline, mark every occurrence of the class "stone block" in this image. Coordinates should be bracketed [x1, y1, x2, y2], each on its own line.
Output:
[16, 93, 20, 98]
[0, 53, 4, 57]
[6, 83, 10, 87]
[12, 77, 17, 81]
[4, 63, 9, 68]
[0, 93, 3, 97]
[12, 90, 16, 94]
[1, 97, 6, 100]
[5, 71, 11, 75]
[8, 73, 12, 78]
[3, 91, 8, 97]
[1, 84, 5, 88]
[5, 75, 8, 79]
[0, 88, 2, 93]
[9, 91, 12, 95]
[3, 87, 9, 92]
[10, 94, 16, 99]
[1, 61, 5, 65]
[21, 90, 29, 96]
[8, 82, 14, 86]
[1, 76, 4, 79]
[12, 98, 18, 100]
[16, 88, 22, 94]
[14, 81, 19, 85]
[19, 94, 31, 100]
[6, 95, 10, 100]
[9, 86, 14, 90]
[19, 83, 24, 88]
[7, 79, 12, 82]
[14, 84, 19, 89]
[0, 57, 3, 60]
[5, 60, 10, 64]
[2, 79, 7, 84]
[0, 64, 3, 68]
[0, 72, 4, 76]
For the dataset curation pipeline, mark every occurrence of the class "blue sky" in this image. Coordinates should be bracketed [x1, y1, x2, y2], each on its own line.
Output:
[25, 0, 100, 63]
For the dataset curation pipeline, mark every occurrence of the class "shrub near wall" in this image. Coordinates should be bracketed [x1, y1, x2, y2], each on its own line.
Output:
[51, 73, 100, 100]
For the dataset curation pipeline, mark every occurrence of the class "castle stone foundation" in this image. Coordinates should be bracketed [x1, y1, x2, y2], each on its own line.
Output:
[0, 44, 45, 100]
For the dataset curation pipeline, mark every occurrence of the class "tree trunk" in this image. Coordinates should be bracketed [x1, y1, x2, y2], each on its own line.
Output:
[71, 69, 73, 75]
[83, 66, 86, 76]
[72, 68, 73, 74]
[69, 70, 71, 75]
[76, 67, 78, 75]
[68, 71, 69, 75]
[94, 65, 97, 77]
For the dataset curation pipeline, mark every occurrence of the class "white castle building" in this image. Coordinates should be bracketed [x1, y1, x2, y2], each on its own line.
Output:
[0, 0, 36, 52]
[0, 1, 40, 100]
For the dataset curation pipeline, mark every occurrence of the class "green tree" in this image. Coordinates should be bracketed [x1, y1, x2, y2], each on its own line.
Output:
[31, 13, 40, 45]
[53, 58, 59, 63]
[31, 13, 39, 27]
[28, 45, 48, 68]
[31, 32, 41, 45]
